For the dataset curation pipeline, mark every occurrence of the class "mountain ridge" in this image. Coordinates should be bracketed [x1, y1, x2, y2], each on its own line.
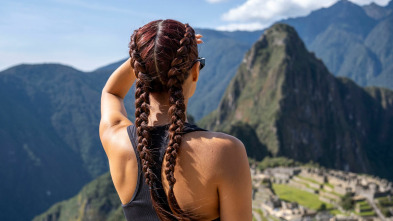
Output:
[280, 0, 393, 90]
[199, 23, 393, 181]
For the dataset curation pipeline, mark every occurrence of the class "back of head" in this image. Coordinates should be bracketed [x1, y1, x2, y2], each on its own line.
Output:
[129, 19, 199, 220]
[130, 19, 198, 92]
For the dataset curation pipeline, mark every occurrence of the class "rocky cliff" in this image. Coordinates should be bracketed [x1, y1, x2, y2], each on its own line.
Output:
[199, 23, 393, 181]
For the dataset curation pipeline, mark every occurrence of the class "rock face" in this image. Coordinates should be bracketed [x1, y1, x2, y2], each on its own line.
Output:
[199, 23, 393, 181]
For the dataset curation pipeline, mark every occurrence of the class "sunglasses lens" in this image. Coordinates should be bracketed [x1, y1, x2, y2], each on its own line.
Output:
[199, 58, 205, 70]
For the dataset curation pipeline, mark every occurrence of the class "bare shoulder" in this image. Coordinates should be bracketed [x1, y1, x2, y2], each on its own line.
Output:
[189, 130, 246, 155]
[211, 131, 245, 150]
[194, 132, 252, 220]
[207, 131, 248, 171]
[186, 130, 244, 148]
[183, 130, 248, 172]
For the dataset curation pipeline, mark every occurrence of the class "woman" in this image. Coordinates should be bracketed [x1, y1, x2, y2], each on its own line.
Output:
[99, 19, 252, 221]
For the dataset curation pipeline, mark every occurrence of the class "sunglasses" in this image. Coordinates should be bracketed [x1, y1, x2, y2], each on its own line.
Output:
[192, 57, 205, 70]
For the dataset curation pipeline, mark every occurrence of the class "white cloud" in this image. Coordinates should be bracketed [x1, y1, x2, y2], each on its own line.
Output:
[222, 0, 337, 23]
[219, 0, 391, 31]
[217, 22, 267, 31]
[206, 0, 227, 3]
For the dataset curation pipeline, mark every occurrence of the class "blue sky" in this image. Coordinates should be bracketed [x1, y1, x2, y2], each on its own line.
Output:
[0, 0, 390, 72]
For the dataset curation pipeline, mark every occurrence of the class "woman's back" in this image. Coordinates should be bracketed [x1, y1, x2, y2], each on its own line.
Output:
[99, 19, 252, 220]
[103, 121, 251, 220]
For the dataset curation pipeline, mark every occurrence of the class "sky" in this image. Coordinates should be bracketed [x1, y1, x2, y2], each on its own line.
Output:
[0, 0, 390, 72]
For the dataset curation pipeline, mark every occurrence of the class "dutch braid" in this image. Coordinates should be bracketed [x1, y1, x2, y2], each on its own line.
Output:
[164, 24, 197, 220]
[129, 20, 199, 220]
[130, 29, 173, 220]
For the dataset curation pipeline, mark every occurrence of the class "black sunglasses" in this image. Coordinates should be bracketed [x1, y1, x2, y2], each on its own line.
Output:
[193, 57, 205, 70]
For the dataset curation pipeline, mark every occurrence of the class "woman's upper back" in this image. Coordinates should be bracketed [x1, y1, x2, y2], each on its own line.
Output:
[100, 19, 252, 220]
[102, 121, 252, 220]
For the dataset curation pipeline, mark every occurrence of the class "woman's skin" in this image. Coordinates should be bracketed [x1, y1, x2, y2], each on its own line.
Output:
[99, 34, 252, 221]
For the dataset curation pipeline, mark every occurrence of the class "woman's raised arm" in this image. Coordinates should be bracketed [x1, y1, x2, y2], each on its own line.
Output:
[99, 58, 136, 142]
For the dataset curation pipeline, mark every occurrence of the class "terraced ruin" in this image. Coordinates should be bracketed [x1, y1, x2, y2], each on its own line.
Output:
[251, 167, 393, 221]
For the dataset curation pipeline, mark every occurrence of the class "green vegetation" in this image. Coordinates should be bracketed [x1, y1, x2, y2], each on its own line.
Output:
[297, 175, 322, 185]
[376, 196, 393, 217]
[253, 208, 268, 221]
[225, 121, 269, 161]
[325, 190, 343, 198]
[359, 210, 376, 217]
[318, 203, 327, 211]
[358, 200, 372, 210]
[272, 183, 333, 210]
[377, 196, 393, 207]
[329, 209, 343, 215]
[340, 193, 354, 210]
[258, 157, 302, 170]
[33, 172, 124, 221]
[355, 200, 376, 217]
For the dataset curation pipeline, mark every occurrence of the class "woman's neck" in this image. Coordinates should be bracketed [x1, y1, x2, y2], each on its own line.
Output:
[147, 92, 189, 126]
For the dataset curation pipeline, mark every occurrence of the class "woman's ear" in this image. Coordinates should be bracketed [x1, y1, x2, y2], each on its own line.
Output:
[191, 61, 200, 82]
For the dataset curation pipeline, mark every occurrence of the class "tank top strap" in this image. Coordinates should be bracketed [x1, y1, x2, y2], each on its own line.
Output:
[182, 122, 208, 133]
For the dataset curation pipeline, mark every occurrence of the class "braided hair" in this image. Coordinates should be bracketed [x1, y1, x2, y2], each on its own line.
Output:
[129, 19, 198, 220]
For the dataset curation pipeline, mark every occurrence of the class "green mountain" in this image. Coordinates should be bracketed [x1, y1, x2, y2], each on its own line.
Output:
[188, 28, 263, 120]
[199, 23, 393, 181]
[0, 64, 111, 221]
[281, 0, 393, 89]
[32, 172, 125, 221]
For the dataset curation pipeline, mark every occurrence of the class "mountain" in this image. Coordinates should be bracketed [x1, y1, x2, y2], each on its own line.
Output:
[189, 28, 263, 120]
[0, 64, 112, 221]
[363, 2, 392, 20]
[199, 23, 393, 181]
[32, 172, 125, 221]
[94, 59, 127, 72]
[280, 0, 393, 89]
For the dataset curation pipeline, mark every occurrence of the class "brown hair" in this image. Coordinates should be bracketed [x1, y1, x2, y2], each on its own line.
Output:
[129, 19, 198, 220]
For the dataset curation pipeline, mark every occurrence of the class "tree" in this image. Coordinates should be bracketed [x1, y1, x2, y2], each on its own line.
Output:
[340, 193, 354, 210]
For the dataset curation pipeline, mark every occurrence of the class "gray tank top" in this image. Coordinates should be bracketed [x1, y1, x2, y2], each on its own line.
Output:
[122, 122, 220, 221]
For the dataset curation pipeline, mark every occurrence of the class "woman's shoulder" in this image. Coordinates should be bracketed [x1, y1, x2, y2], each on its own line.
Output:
[186, 129, 245, 151]
[183, 130, 247, 165]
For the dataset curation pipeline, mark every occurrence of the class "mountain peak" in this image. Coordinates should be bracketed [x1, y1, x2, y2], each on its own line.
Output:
[262, 23, 300, 43]
[387, 0, 393, 9]
[328, 0, 366, 14]
[246, 23, 308, 70]
[334, 0, 355, 6]
[363, 1, 391, 20]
